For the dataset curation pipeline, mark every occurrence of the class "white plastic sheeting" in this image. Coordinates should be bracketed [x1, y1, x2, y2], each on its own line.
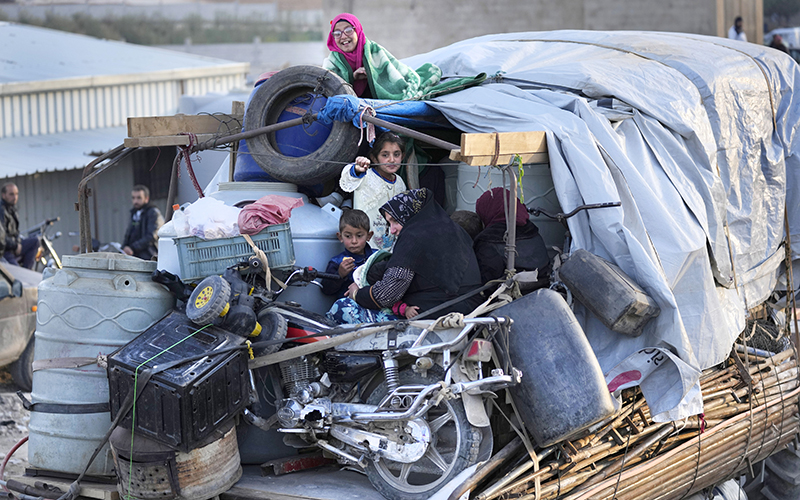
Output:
[404, 31, 800, 421]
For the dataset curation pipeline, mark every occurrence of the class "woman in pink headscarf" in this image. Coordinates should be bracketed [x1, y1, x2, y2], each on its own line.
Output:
[322, 13, 443, 100]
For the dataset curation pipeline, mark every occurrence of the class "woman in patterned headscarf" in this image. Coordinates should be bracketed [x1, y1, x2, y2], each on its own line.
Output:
[327, 188, 483, 324]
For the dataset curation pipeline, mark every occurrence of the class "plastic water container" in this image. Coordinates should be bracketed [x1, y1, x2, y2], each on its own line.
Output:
[455, 162, 566, 248]
[491, 288, 619, 447]
[28, 253, 175, 476]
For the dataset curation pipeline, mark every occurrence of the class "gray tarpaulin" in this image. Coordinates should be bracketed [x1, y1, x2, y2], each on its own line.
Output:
[403, 31, 800, 421]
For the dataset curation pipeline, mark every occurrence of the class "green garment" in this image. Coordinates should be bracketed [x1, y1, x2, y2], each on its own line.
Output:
[323, 39, 485, 101]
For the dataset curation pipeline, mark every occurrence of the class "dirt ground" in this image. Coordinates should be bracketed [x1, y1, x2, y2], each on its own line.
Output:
[0, 366, 30, 480]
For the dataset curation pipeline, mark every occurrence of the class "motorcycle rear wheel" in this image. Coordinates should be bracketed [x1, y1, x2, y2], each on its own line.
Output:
[364, 369, 482, 500]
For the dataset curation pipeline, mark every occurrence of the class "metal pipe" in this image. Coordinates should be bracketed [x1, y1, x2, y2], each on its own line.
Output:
[504, 163, 518, 274]
[164, 152, 182, 222]
[361, 114, 460, 152]
[190, 110, 461, 155]
[351, 383, 441, 421]
[315, 439, 365, 467]
[78, 145, 134, 253]
[193, 115, 308, 152]
[450, 373, 519, 395]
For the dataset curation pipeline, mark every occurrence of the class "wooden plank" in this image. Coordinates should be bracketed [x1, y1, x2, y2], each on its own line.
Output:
[127, 113, 243, 138]
[460, 131, 547, 157]
[12, 474, 119, 500]
[453, 152, 549, 166]
[124, 133, 218, 148]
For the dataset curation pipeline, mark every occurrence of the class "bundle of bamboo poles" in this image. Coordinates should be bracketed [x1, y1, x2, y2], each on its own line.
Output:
[470, 345, 800, 500]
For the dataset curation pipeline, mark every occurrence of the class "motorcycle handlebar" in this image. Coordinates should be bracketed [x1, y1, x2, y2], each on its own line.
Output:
[287, 267, 341, 284]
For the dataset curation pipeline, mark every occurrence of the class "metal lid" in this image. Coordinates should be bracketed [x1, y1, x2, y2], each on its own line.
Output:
[218, 181, 297, 193]
[61, 252, 158, 273]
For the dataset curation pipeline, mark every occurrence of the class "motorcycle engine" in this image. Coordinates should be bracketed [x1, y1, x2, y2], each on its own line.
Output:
[276, 356, 331, 428]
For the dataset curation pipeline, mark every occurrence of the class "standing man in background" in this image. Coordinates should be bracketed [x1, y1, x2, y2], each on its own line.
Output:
[728, 16, 747, 42]
[1, 183, 39, 269]
[123, 185, 163, 260]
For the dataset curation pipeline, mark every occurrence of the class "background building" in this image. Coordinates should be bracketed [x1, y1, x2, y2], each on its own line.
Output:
[0, 22, 248, 259]
[322, 0, 764, 58]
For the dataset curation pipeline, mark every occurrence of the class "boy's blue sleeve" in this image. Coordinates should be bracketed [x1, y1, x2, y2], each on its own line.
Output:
[320, 258, 348, 296]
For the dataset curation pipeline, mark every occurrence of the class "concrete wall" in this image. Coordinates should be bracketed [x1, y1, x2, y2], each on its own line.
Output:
[323, 0, 760, 58]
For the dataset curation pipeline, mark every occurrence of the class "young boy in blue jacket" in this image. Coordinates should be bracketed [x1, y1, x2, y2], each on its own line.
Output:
[321, 209, 374, 297]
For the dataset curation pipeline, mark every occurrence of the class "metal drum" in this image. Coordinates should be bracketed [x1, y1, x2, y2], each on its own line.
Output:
[110, 421, 242, 500]
[28, 253, 174, 476]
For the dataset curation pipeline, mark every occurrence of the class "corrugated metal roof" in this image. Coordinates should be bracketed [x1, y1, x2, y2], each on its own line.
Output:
[0, 22, 249, 94]
[0, 125, 126, 178]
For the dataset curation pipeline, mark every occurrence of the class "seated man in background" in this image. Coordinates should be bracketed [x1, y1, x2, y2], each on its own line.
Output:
[1, 183, 39, 269]
[123, 185, 163, 260]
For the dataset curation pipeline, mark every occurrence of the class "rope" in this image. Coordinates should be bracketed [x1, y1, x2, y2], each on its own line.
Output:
[610, 428, 632, 500]
[242, 233, 273, 293]
[125, 323, 213, 499]
[357, 105, 376, 146]
[429, 312, 465, 330]
[179, 133, 204, 198]
[678, 415, 703, 500]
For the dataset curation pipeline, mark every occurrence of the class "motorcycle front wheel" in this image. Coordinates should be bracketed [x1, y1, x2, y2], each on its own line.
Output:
[364, 369, 483, 500]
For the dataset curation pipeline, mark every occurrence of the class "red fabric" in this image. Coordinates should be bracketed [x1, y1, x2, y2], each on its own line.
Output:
[238, 195, 304, 235]
[327, 13, 367, 96]
[475, 187, 530, 228]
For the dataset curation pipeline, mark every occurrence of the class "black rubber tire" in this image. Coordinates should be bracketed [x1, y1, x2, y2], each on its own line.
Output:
[9, 334, 34, 392]
[252, 309, 288, 356]
[186, 275, 231, 325]
[244, 65, 360, 185]
[363, 369, 483, 500]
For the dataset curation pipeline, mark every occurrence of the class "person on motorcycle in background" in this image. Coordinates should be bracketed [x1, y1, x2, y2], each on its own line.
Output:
[122, 185, 163, 260]
[328, 188, 483, 324]
[0, 183, 39, 269]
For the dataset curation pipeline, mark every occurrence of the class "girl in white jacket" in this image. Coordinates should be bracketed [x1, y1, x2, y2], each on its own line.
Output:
[339, 132, 407, 251]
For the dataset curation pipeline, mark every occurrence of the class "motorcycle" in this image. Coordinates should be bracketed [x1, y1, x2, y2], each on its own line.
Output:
[25, 217, 62, 271]
[171, 265, 522, 500]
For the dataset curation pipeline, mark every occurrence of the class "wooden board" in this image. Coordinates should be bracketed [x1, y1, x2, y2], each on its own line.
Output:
[127, 113, 243, 138]
[460, 131, 547, 157]
[11, 474, 119, 500]
[449, 150, 549, 166]
[123, 133, 219, 148]
[449, 131, 548, 166]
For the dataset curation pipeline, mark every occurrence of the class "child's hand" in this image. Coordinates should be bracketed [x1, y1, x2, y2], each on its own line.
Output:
[404, 305, 420, 319]
[346, 283, 359, 300]
[353, 67, 367, 80]
[354, 156, 371, 174]
[338, 256, 355, 278]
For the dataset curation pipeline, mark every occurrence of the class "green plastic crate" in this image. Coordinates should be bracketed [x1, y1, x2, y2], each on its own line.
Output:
[174, 223, 295, 282]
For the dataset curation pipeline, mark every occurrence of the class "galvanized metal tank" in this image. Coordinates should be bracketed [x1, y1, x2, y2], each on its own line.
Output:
[28, 253, 175, 476]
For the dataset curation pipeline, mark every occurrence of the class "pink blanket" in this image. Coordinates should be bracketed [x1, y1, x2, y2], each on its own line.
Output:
[238, 195, 304, 235]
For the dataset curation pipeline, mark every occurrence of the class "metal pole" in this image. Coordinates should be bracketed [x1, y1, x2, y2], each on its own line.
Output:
[190, 112, 461, 155]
